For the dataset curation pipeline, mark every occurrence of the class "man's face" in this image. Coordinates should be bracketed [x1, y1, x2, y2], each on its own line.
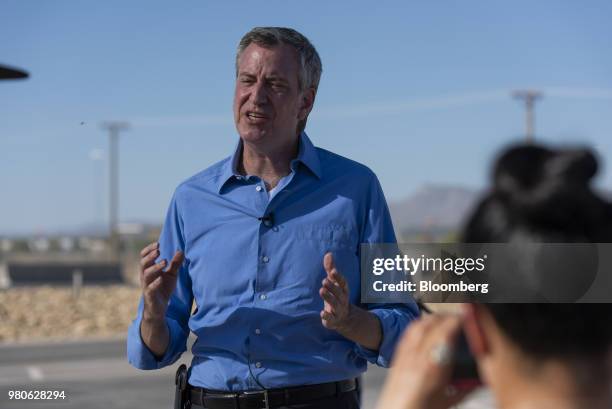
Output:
[233, 43, 314, 146]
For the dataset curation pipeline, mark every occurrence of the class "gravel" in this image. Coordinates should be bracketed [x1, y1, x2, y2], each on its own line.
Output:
[0, 285, 142, 343]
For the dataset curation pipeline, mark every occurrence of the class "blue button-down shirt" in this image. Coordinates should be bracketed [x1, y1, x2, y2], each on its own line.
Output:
[127, 132, 418, 391]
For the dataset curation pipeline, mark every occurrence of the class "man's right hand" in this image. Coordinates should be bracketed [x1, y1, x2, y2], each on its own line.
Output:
[140, 243, 184, 322]
[139, 242, 184, 358]
[139, 242, 184, 321]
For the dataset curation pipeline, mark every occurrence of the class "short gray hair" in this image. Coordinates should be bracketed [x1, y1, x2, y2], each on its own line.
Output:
[236, 27, 322, 134]
[236, 27, 322, 92]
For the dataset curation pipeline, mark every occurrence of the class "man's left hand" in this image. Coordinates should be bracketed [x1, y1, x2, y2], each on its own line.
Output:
[319, 252, 353, 331]
[319, 252, 383, 351]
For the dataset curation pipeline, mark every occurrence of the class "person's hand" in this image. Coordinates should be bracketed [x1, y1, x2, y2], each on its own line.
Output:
[375, 314, 472, 409]
[319, 252, 353, 331]
[139, 242, 184, 321]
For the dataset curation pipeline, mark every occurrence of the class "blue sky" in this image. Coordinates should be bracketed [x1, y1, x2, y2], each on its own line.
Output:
[2, 1, 612, 235]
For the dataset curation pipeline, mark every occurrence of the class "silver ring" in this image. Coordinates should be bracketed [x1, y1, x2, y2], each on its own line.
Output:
[430, 343, 453, 366]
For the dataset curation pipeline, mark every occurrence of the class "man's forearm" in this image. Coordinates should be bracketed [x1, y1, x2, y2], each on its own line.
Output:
[337, 306, 382, 351]
[140, 315, 170, 359]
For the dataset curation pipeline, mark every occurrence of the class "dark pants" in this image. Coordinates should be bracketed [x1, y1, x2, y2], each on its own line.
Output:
[191, 390, 360, 409]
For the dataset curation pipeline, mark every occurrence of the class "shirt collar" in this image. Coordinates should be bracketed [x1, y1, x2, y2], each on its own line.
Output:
[217, 132, 322, 193]
[292, 132, 322, 179]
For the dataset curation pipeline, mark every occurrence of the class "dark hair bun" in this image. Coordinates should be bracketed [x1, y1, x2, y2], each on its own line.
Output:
[494, 145, 597, 194]
[479, 144, 609, 241]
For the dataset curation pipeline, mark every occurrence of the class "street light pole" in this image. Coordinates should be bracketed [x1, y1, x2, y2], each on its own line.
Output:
[88, 148, 104, 231]
[100, 121, 129, 260]
[512, 90, 543, 142]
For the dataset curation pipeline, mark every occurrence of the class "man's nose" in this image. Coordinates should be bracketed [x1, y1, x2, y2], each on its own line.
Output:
[250, 81, 268, 105]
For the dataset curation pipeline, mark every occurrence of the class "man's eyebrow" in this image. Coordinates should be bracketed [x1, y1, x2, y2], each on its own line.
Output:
[237, 72, 290, 85]
[266, 75, 289, 84]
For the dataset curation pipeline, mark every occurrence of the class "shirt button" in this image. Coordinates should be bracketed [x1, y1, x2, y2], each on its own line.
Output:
[259, 293, 267, 300]
[255, 185, 263, 192]
[254, 328, 261, 335]
[262, 256, 269, 263]
[255, 362, 262, 368]
[263, 219, 273, 227]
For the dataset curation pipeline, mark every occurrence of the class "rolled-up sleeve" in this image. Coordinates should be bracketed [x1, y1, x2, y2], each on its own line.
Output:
[353, 173, 420, 367]
[127, 190, 193, 370]
[353, 302, 419, 367]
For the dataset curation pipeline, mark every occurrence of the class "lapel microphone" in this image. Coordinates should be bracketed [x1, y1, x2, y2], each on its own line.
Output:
[258, 213, 275, 227]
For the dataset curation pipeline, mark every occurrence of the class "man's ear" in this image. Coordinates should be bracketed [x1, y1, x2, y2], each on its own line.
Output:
[462, 304, 489, 358]
[298, 87, 316, 121]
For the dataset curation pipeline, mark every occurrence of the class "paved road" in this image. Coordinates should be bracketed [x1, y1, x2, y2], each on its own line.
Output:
[0, 338, 494, 409]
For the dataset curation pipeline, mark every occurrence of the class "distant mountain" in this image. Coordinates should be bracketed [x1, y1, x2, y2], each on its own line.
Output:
[389, 184, 482, 234]
[390, 184, 612, 238]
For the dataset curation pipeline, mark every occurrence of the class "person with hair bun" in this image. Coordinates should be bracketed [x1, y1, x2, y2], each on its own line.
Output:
[376, 144, 612, 409]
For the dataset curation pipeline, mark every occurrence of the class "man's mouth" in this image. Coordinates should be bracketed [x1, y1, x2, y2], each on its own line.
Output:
[246, 111, 268, 120]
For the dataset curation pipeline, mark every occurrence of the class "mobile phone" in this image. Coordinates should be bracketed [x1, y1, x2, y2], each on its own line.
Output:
[451, 329, 481, 389]
[416, 301, 481, 388]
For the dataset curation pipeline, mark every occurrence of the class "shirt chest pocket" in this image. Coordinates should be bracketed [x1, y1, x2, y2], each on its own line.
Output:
[284, 223, 361, 303]
[292, 224, 357, 253]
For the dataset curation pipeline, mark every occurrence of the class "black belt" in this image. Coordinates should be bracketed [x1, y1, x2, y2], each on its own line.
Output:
[189, 378, 358, 409]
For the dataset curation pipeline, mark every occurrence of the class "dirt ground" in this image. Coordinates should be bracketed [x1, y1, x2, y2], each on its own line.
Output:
[0, 285, 142, 343]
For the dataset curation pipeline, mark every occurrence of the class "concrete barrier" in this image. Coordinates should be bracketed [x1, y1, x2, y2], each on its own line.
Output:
[2, 254, 124, 287]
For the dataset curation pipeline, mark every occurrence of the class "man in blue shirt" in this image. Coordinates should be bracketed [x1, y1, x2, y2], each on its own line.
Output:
[127, 27, 418, 409]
